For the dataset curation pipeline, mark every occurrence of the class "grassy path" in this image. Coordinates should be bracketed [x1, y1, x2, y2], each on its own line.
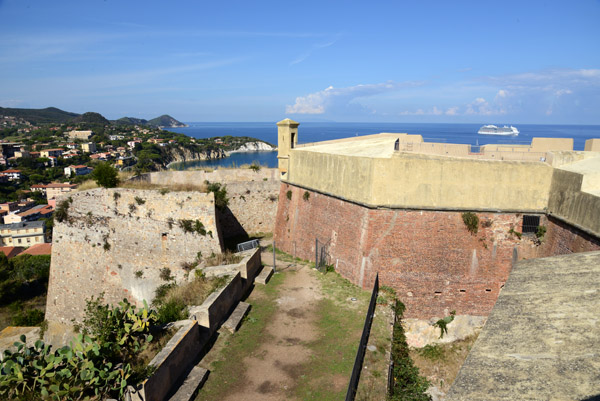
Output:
[197, 258, 392, 401]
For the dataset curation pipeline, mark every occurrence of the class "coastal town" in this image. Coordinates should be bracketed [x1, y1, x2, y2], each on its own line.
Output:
[0, 111, 273, 328]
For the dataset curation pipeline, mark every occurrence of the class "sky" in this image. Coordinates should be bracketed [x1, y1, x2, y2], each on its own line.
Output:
[0, 0, 599, 124]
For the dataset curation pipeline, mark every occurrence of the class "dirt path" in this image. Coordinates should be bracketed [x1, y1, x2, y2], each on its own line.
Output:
[222, 263, 323, 401]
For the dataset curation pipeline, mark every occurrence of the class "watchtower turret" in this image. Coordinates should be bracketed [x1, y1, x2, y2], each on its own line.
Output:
[276, 118, 299, 179]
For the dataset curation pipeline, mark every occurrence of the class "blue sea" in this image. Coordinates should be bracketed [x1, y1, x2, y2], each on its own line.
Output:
[168, 122, 600, 169]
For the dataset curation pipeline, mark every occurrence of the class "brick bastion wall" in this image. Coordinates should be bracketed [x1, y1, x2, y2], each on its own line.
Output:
[45, 188, 222, 326]
[274, 184, 600, 318]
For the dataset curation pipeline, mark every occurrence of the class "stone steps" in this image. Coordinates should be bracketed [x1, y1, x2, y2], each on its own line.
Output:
[255, 265, 274, 285]
[221, 301, 251, 333]
[167, 366, 209, 401]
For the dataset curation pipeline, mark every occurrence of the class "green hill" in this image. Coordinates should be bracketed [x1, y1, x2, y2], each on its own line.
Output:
[114, 117, 149, 126]
[146, 115, 187, 128]
[71, 112, 110, 125]
[0, 107, 186, 128]
[0, 107, 79, 124]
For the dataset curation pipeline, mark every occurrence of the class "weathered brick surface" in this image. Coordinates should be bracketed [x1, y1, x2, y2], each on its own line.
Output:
[274, 184, 600, 318]
[542, 216, 600, 254]
[46, 188, 222, 325]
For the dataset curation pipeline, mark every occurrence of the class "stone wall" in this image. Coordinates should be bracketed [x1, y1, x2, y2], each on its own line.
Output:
[145, 169, 280, 237]
[274, 184, 600, 318]
[45, 188, 222, 325]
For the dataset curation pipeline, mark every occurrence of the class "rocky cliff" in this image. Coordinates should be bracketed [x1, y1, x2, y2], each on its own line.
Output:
[230, 141, 274, 153]
[166, 146, 227, 165]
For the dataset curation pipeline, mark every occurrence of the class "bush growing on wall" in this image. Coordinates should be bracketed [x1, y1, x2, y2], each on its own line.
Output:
[461, 212, 479, 234]
[205, 181, 229, 210]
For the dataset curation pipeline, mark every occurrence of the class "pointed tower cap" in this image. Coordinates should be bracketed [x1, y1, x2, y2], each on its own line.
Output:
[277, 118, 300, 127]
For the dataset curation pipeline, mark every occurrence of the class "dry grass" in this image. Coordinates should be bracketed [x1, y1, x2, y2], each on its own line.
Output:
[409, 334, 478, 392]
[76, 179, 99, 191]
[136, 326, 178, 367]
[119, 180, 207, 193]
[203, 250, 243, 267]
[167, 275, 227, 306]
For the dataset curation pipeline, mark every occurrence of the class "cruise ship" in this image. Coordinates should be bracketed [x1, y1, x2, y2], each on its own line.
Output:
[478, 125, 519, 136]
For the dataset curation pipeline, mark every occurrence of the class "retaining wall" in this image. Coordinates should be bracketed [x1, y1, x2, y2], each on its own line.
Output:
[45, 188, 222, 325]
[145, 169, 280, 237]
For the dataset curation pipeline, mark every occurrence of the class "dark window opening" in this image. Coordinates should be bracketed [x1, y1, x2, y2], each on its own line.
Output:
[522, 215, 541, 234]
[291, 132, 296, 148]
[434, 291, 442, 295]
[161, 233, 167, 240]
[459, 289, 466, 293]
[485, 289, 492, 292]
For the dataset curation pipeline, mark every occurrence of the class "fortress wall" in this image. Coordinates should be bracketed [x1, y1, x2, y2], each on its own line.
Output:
[274, 184, 548, 318]
[371, 154, 553, 210]
[547, 167, 600, 237]
[285, 150, 553, 212]
[541, 216, 600, 255]
[146, 169, 281, 236]
[147, 168, 280, 185]
[45, 188, 221, 325]
[288, 151, 375, 205]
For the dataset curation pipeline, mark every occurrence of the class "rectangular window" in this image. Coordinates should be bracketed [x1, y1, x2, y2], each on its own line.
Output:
[522, 215, 541, 234]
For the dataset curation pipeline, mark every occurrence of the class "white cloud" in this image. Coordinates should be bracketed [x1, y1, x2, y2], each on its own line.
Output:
[286, 81, 425, 114]
[445, 107, 459, 116]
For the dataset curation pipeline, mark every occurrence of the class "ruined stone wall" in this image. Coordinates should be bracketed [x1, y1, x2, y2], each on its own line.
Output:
[146, 169, 280, 237]
[45, 188, 222, 325]
[274, 184, 600, 318]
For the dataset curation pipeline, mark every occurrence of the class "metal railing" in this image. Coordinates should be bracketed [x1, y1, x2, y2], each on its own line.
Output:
[236, 239, 259, 253]
[345, 273, 379, 401]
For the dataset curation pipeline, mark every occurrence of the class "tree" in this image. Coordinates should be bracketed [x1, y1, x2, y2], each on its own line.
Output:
[92, 162, 119, 188]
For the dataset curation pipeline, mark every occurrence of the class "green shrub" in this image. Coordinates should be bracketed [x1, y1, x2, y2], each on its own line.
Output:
[178, 219, 208, 236]
[418, 344, 445, 361]
[434, 310, 456, 339]
[286, 190, 292, 200]
[249, 163, 260, 172]
[0, 296, 157, 400]
[461, 212, 479, 234]
[92, 162, 119, 188]
[509, 227, 522, 239]
[159, 267, 174, 281]
[303, 191, 310, 201]
[10, 307, 44, 326]
[134, 196, 146, 205]
[156, 298, 187, 325]
[389, 300, 431, 401]
[536, 225, 547, 239]
[205, 181, 229, 210]
[54, 197, 73, 223]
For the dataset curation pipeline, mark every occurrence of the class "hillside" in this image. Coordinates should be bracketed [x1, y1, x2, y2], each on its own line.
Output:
[0, 106, 187, 128]
[114, 117, 148, 126]
[146, 115, 187, 128]
[0, 107, 79, 124]
[71, 112, 110, 125]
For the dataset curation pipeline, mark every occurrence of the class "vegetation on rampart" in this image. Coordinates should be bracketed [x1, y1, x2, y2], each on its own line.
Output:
[0, 296, 156, 400]
[389, 300, 431, 401]
[0, 253, 50, 329]
[461, 212, 479, 234]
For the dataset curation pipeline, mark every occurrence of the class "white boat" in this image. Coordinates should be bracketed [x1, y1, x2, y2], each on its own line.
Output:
[478, 125, 519, 136]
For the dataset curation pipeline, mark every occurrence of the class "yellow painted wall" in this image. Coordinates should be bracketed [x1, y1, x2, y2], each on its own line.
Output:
[585, 139, 600, 152]
[286, 149, 554, 211]
[371, 153, 553, 210]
